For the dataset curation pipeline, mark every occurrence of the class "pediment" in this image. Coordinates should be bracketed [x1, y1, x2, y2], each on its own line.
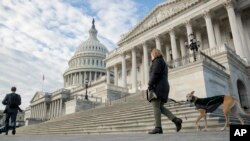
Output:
[30, 92, 44, 102]
[118, 0, 201, 44]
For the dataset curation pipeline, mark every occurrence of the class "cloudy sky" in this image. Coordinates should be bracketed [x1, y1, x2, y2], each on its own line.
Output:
[0, 0, 166, 110]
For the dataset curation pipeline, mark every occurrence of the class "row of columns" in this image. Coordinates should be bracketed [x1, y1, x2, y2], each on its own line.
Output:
[30, 102, 47, 119]
[30, 99, 64, 120]
[71, 59, 105, 68]
[49, 99, 63, 119]
[106, 2, 250, 90]
[65, 71, 105, 87]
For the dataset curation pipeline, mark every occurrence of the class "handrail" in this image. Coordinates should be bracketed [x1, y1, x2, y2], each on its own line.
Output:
[200, 51, 226, 71]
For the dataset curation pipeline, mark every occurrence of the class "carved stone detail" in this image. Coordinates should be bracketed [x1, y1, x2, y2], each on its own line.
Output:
[121, 0, 200, 42]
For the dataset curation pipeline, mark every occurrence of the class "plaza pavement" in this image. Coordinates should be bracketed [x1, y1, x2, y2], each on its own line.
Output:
[0, 131, 229, 141]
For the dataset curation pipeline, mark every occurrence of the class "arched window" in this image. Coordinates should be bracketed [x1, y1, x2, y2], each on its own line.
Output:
[92, 59, 94, 65]
[96, 60, 99, 66]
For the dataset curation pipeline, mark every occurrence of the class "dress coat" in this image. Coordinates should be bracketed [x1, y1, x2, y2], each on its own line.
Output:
[148, 56, 169, 103]
[2, 93, 21, 114]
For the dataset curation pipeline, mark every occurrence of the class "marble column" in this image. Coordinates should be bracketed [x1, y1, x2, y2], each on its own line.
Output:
[186, 20, 193, 45]
[195, 30, 202, 50]
[59, 99, 63, 116]
[114, 65, 118, 86]
[44, 102, 47, 119]
[89, 72, 92, 82]
[213, 21, 222, 46]
[95, 72, 97, 81]
[225, 2, 244, 59]
[236, 12, 250, 61]
[38, 104, 40, 118]
[56, 100, 59, 117]
[204, 11, 216, 48]
[79, 72, 82, 85]
[106, 68, 110, 84]
[165, 45, 171, 62]
[84, 71, 87, 84]
[34, 105, 36, 118]
[131, 48, 137, 92]
[179, 37, 186, 57]
[30, 106, 33, 118]
[51, 101, 55, 118]
[121, 53, 127, 88]
[143, 42, 149, 87]
[155, 35, 162, 51]
[53, 101, 56, 118]
[170, 29, 179, 60]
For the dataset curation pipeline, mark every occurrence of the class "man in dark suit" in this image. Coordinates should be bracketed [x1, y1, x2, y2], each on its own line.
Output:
[2, 86, 22, 135]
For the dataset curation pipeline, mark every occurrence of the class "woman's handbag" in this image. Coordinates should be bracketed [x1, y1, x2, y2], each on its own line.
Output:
[146, 89, 157, 102]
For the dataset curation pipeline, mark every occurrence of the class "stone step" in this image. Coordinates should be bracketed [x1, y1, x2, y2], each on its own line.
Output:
[18, 108, 198, 131]
[18, 112, 248, 135]
[17, 119, 234, 135]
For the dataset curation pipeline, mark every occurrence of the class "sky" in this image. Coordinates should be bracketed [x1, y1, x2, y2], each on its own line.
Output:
[0, 0, 166, 110]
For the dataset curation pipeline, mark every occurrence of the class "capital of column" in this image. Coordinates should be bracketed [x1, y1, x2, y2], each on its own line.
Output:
[142, 41, 148, 47]
[203, 10, 211, 19]
[185, 19, 192, 27]
[224, 0, 234, 9]
[154, 34, 160, 40]
[169, 28, 175, 36]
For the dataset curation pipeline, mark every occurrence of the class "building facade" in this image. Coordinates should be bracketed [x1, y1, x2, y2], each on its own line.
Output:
[105, 0, 250, 109]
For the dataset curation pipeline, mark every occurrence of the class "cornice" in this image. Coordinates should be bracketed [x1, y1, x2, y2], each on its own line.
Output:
[118, 0, 201, 46]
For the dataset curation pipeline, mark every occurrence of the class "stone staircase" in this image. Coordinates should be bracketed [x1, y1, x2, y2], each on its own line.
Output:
[16, 93, 250, 135]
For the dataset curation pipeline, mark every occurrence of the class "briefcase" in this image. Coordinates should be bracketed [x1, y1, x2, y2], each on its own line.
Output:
[146, 89, 157, 102]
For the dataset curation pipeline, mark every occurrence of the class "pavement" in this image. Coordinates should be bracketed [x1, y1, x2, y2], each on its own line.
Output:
[0, 131, 229, 141]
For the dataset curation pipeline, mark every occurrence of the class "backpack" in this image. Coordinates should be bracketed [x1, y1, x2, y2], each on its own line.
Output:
[9, 93, 21, 108]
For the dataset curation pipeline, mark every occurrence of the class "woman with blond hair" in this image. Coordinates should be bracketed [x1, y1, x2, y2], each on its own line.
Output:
[148, 48, 182, 134]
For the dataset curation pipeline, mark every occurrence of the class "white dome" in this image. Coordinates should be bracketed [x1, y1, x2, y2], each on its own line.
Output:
[63, 19, 108, 89]
[75, 19, 108, 54]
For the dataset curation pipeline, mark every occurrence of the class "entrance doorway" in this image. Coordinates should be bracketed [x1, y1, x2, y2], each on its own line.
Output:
[237, 79, 249, 111]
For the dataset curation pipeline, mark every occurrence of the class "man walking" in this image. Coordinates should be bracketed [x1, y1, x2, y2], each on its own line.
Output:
[2, 86, 22, 135]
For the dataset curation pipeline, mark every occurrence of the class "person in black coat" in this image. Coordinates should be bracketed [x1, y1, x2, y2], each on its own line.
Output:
[148, 48, 182, 134]
[2, 86, 22, 135]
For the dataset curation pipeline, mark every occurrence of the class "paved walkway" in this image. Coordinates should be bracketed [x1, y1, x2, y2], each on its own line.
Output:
[0, 131, 229, 141]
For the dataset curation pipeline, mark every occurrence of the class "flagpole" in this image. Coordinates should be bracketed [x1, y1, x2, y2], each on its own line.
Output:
[42, 74, 44, 92]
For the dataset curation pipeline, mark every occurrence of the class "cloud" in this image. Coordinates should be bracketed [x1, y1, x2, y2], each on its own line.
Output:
[0, 0, 142, 109]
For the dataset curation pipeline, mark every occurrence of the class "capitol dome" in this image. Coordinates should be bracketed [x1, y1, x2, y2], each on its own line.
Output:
[63, 19, 109, 88]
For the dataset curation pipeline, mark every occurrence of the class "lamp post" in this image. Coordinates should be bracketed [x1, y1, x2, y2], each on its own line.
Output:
[185, 33, 200, 61]
[85, 79, 89, 100]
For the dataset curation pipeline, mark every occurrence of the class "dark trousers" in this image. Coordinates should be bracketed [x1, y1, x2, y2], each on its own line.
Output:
[5, 112, 17, 132]
[151, 99, 175, 127]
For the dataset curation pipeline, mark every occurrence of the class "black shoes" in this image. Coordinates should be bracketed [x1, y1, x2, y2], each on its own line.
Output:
[172, 117, 182, 132]
[148, 127, 163, 134]
[12, 130, 16, 135]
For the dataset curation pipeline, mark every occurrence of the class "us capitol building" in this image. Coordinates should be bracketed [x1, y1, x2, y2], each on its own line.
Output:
[24, 0, 250, 125]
